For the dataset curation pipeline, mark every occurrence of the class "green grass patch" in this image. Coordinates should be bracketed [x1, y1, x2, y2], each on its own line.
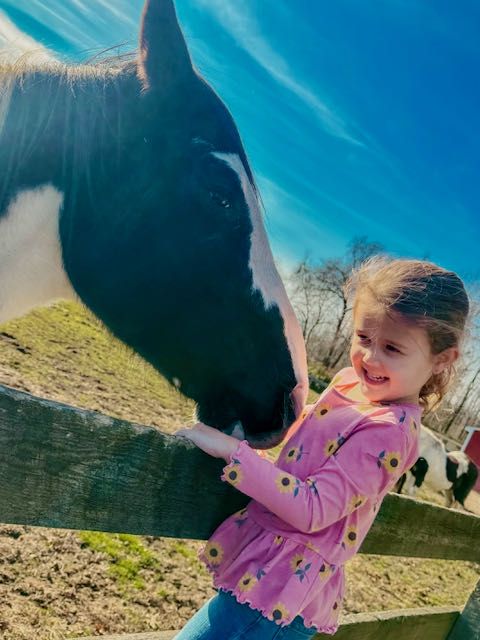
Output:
[170, 540, 198, 561]
[79, 531, 161, 590]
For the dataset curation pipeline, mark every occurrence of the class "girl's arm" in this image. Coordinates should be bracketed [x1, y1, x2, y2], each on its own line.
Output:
[177, 420, 412, 533]
[227, 428, 409, 532]
[175, 422, 240, 461]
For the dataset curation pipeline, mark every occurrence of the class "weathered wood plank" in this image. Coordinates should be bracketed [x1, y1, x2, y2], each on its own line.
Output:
[358, 491, 480, 561]
[0, 384, 479, 562]
[447, 578, 480, 640]
[332, 606, 460, 640]
[75, 606, 461, 640]
[0, 384, 246, 539]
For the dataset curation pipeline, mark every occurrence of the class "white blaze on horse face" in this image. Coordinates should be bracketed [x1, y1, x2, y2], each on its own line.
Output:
[0, 184, 76, 324]
[213, 152, 308, 414]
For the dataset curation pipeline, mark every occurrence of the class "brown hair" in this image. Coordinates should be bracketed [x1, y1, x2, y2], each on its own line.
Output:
[345, 257, 470, 410]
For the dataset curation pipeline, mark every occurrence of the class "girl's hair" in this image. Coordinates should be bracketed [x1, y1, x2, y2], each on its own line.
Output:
[345, 256, 470, 410]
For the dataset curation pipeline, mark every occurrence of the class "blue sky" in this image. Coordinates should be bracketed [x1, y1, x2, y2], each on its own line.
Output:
[1, 0, 478, 281]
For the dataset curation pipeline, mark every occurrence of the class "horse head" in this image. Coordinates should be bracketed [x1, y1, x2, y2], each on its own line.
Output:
[1, 0, 308, 448]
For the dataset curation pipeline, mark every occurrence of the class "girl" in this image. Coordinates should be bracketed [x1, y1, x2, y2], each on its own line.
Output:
[175, 258, 469, 639]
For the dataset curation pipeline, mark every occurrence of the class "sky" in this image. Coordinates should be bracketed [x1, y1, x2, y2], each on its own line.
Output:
[0, 0, 479, 282]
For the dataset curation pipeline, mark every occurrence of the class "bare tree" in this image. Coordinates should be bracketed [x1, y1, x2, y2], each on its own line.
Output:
[288, 236, 384, 368]
[288, 260, 328, 352]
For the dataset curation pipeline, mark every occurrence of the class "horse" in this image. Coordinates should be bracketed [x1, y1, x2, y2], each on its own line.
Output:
[0, 0, 308, 449]
[395, 425, 479, 511]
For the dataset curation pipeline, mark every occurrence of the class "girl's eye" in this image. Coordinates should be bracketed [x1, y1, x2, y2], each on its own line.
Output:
[386, 344, 400, 353]
[357, 334, 370, 343]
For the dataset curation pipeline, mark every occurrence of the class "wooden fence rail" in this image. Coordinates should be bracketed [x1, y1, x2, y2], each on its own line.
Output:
[0, 383, 478, 639]
[76, 606, 463, 640]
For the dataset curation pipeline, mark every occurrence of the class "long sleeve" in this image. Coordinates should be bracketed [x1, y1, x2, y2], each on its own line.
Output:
[222, 420, 412, 534]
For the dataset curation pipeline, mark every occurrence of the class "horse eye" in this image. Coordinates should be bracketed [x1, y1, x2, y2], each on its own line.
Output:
[209, 191, 231, 208]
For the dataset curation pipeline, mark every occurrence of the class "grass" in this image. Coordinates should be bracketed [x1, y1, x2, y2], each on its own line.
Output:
[0, 301, 194, 431]
[79, 532, 160, 590]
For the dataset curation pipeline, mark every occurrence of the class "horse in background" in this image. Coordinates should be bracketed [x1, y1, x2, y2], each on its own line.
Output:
[396, 425, 479, 511]
[0, 0, 308, 449]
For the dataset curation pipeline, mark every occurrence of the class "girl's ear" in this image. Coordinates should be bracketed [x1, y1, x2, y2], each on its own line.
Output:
[432, 347, 459, 374]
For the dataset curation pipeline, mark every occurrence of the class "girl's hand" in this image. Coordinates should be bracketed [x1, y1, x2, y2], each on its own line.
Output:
[175, 422, 241, 463]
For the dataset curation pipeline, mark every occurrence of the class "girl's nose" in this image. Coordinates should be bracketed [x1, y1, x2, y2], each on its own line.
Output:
[363, 347, 379, 364]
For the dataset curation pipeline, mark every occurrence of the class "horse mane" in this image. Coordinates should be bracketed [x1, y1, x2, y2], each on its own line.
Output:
[0, 48, 135, 78]
[0, 50, 132, 126]
[0, 51, 138, 211]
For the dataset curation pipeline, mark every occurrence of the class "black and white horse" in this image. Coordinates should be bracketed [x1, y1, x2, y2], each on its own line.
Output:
[0, 0, 308, 448]
[396, 425, 479, 510]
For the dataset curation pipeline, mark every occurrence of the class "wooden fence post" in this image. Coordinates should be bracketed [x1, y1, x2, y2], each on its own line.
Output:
[447, 578, 480, 640]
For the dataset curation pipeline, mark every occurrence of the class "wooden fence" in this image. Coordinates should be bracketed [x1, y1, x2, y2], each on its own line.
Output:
[0, 383, 478, 640]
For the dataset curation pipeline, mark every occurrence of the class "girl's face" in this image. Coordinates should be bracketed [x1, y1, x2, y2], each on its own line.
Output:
[350, 300, 447, 405]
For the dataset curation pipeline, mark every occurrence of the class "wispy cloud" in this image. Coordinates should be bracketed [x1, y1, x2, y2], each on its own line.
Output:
[257, 173, 347, 266]
[5, 1, 137, 54]
[0, 10, 55, 61]
[196, 0, 364, 147]
[88, 0, 136, 27]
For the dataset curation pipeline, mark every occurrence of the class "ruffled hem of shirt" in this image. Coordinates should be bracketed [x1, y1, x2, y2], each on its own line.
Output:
[199, 509, 343, 632]
[209, 582, 339, 635]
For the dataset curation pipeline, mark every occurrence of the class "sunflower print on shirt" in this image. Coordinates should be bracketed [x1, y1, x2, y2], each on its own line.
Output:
[204, 541, 224, 566]
[284, 443, 308, 464]
[225, 462, 243, 486]
[324, 433, 346, 457]
[318, 562, 333, 580]
[377, 450, 402, 473]
[290, 555, 312, 583]
[237, 572, 257, 592]
[349, 494, 367, 511]
[275, 472, 301, 496]
[341, 525, 358, 549]
[270, 603, 290, 623]
[314, 402, 331, 419]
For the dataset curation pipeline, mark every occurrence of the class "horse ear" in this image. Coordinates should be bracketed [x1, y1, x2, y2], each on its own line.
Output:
[138, 0, 193, 91]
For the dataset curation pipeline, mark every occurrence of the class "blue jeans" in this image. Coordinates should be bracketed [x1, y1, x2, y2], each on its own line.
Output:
[174, 590, 317, 640]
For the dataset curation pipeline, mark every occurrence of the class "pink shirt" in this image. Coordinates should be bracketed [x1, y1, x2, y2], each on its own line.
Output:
[199, 367, 421, 634]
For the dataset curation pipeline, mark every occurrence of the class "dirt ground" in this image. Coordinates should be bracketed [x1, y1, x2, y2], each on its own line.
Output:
[0, 303, 478, 639]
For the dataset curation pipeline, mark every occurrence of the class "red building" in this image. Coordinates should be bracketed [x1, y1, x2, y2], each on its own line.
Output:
[462, 426, 480, 492]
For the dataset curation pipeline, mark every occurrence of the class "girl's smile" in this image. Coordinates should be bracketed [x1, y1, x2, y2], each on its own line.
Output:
[362, 369, 389, 385]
